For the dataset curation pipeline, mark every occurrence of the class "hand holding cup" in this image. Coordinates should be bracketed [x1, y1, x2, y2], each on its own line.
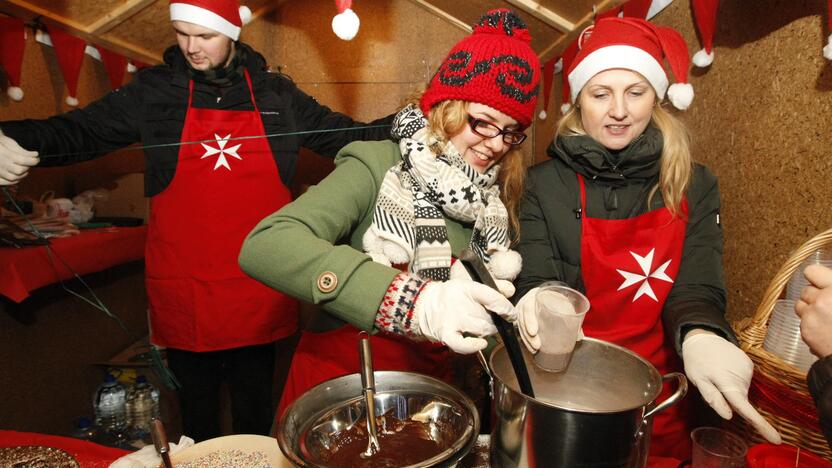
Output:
[532, 284, 589, 372]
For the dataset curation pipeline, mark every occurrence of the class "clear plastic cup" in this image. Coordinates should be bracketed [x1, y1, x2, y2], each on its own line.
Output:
[532, 284, 590, 372]
[691, 427, 747, 467]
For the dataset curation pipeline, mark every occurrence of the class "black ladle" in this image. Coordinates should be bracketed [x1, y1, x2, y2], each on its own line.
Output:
[458, 249, 535, 398]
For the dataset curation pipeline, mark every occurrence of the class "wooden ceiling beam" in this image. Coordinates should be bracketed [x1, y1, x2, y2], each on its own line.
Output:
[1, 0, 88, 32]
[405, 0, 472, 33]
[87, 0, 156, 35]
[503, 0, 574, 33]
[538, 0, 625, 63]
[1, 0, 162, 64]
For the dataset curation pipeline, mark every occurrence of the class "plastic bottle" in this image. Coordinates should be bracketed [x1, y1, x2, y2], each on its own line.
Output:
[92, 374, 127, 440]
[70, 416, 98, 441]
[125, 374, 160, 441]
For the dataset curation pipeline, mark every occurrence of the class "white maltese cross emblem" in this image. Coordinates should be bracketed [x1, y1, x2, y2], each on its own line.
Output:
[615, 248, 674, 302]
[200, 133, 242, 171]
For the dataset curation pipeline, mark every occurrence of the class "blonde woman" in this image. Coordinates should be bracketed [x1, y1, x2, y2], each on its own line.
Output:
[513, 17, 781, 459]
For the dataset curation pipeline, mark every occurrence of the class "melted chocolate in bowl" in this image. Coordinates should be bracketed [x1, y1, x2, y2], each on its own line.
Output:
[318, 414, 444, 467]
[279, 372, 478, 468]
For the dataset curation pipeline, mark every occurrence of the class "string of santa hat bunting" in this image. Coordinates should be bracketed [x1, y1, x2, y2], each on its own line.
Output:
[0, 16, 149, 106]
[538, 0, 832, 119]
[1, 0, 830, 109]
[0, 1, 357, 106]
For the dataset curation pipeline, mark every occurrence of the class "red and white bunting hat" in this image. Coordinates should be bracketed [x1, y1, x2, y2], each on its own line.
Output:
[825, 0, 832, 60]
[537, 56, 560, 120]
[49, 26, 87, 107]
[98, 48, 127, 90]
[332, 0, 360, 41]
[567, 17, 694, 110]
[691, 0, 719, 67]
[0, 17, 26, 101]
[170, 0, 252, 41]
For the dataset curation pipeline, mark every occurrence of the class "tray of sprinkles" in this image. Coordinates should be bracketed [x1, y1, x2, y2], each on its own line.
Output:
[169, 434, 293, 468]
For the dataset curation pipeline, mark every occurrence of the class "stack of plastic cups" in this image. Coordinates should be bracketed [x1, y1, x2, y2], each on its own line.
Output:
[763, 299, 817, 371]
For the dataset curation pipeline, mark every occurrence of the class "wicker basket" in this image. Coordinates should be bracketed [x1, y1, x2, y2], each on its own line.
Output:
[730, 227, 832, 460]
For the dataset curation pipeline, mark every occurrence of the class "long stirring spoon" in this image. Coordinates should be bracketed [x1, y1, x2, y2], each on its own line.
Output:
[359, 333, 381, 458]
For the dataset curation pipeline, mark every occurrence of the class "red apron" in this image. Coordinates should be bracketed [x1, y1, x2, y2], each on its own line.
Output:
[577, 175, 692, 459]
[146, 71, 298, 352]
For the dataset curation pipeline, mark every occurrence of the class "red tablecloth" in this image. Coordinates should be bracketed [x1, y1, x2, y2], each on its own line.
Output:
[0, 430, 129, 467]
[0, 226, 147, 303]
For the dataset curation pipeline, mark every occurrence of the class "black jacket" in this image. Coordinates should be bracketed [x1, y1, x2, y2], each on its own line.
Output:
[809, 356, 832, 448]
[516, 129, 736, 354]
[0, 43, 393, 196]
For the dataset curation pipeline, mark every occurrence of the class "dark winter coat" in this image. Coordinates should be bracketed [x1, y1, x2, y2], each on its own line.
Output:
[0, 43, 393, 196]
[809, 356, 832, 449]
[515, 127, 736, 353]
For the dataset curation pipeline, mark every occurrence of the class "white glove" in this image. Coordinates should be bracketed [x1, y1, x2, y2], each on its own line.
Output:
[682, 332, 782, 444]
[517, 287, 542, 352]
[516, 284, 584, 353]
[0, 130, 39, 186]
[414, 279, 515, 354]
[449, 260, 516, 298]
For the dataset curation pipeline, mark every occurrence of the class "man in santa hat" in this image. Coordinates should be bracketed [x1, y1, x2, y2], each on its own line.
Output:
[0, 0, 392, 441]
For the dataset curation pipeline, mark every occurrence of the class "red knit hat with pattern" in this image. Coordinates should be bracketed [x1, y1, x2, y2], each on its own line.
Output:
[170, 0, 252, 41]
[420, 9, 541, 128]
[567, 17, 694, 110]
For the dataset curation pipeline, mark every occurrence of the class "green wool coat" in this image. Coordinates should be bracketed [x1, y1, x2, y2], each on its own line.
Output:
[239, 140, 476, 333]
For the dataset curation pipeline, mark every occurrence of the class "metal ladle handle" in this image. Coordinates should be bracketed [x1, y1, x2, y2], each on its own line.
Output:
[359, 333, 380, 457]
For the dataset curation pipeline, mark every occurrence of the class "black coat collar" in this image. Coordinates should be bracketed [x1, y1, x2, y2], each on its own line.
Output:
[547, 125, 664, 187]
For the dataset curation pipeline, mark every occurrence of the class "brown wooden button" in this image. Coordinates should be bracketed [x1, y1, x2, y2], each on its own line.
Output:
[317, 271, 338, 293]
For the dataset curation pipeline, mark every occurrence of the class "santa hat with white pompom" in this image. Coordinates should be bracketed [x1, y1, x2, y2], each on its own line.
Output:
[690, 0, 719, 67]
[169, 0, 252, 41]
[332, 0, 360, 41]
[825, 0, 832, 60]
[49, 26, 87, 107]
[0, 17, 26, 101]
[567, 17, 694, 111]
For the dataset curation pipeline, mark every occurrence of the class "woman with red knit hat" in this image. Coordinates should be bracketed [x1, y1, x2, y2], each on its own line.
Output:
[513, 17, 781, 458]
[239, 8, 540, 425]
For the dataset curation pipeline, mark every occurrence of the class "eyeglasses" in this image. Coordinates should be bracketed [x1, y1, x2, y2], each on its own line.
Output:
[467, 115, 527, 145]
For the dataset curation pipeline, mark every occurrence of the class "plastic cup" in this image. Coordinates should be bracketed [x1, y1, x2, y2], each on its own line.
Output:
[532, 284, 590, 372]
[691, 427, 747, 467]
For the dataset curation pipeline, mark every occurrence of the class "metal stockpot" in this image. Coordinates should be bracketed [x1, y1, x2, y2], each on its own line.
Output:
[487, 338, 687, 468]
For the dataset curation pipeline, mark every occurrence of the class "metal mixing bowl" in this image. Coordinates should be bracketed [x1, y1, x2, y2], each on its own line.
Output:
[277, 371, 479, 467]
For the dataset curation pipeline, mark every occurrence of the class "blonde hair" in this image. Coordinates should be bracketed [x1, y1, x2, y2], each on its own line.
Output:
[420, 99, 530, 242]
[555, 101, 692, 218]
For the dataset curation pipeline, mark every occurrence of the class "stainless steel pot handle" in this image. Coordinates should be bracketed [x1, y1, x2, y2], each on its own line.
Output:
[642, 372, 688, 420]
[477, 350, 495, 398]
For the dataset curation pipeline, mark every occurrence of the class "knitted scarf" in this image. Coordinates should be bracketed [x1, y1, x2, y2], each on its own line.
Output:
[363, 105, 510, 281]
